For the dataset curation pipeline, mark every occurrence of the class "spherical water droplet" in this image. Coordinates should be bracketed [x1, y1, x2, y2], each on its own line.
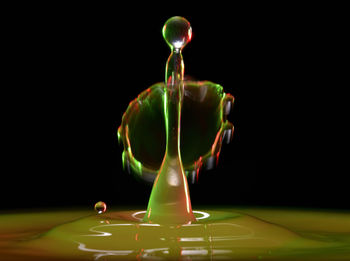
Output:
[163, 16, 192, 50]
[94, 201, 107, 214]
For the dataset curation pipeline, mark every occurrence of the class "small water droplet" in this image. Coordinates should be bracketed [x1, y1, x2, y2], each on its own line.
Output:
[163, 16, 192, 50]
[94, 201, 107, 214]
[206, 156, 215, 170]
[224, 129, 233, 144]
[224, 101, 232, 116]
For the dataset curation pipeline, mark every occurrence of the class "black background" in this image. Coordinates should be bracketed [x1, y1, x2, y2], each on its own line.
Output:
[2, 5, 347, 211]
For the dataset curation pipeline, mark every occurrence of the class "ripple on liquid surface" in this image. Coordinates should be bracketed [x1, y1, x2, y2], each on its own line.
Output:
[1, 208, 350, 260]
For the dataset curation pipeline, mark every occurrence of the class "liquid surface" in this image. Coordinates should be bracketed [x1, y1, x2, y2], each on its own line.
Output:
[1, 207, 350, 260]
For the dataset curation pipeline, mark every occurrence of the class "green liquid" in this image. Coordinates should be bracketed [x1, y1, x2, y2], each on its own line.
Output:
[118, 17, 234, 223]
[118, 81, 233, 181]
[3, 17, 347, 261]
[1, 208, 350, 260]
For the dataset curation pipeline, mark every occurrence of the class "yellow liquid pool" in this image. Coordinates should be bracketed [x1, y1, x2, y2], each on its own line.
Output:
[1, 207, 350, 260]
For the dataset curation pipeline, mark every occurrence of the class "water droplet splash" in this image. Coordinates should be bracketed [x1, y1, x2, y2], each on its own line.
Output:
[118, 16, 234, 224]
[118, 19, 234, 185]
[142, 16, 196, 224]
[94, 201, 107, 214]
[2, 17, 350, 261]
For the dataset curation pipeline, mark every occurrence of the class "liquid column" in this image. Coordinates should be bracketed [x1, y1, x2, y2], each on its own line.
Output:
[144, 17, 196, 223]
